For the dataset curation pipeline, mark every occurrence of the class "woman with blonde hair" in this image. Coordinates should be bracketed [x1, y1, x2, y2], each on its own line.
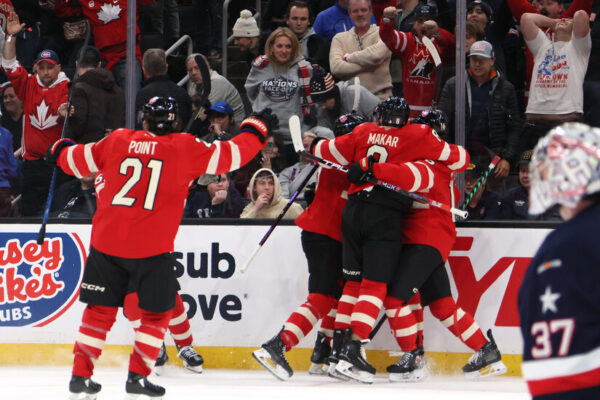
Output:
[245, 27, 314, 166]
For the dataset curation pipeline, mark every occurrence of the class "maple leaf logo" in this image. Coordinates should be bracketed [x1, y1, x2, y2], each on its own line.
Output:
[98, 3, 121, 24]
[29, 99, 59, 131]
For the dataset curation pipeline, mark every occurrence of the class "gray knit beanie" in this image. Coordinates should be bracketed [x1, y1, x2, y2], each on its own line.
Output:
[232, 10, 259, 38]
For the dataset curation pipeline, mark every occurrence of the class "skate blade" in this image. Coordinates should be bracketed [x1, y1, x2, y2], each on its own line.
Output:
[124, 394, 163, 400]
[69, 393, 98, 400]
[252, 349, 291, 381]
[308, 362, 328, 375]
[465, 360, 508, 380]
[334, 360, 373, 384]
[389, 368, 427, 383]
[183, 362, 203, 374]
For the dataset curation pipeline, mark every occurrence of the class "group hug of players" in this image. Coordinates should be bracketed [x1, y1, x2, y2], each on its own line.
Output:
[50, 94, 509, 400]
[252, 96, 507, 384]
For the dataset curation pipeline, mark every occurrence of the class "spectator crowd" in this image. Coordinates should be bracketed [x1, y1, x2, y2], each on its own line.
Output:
[1, 0, 596, 222]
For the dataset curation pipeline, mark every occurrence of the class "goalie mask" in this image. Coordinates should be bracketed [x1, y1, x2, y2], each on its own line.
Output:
[373, 96, 410, 128]
[529, 122, 600, 215]
[411, 109, 448, 138]
[143, 96, 179, 135]
[334, 112, 367, 137]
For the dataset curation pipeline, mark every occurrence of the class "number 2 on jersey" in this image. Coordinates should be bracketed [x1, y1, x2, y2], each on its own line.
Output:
[112, 158, 163, 210]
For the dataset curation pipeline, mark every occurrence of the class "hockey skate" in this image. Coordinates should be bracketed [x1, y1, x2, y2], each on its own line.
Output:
[125, 371, 165, 399]
[308, 331, 331, 375]
[153, 342, 168, 375]
[68, 375, 101, 400]
[177, 345, 204, 373]
[334, 328, 375, 384]
[252, 331, 293, 381]
[327, 329, 350, 381]
[387, 347, 427, 382]
[462, 329, 507, 379]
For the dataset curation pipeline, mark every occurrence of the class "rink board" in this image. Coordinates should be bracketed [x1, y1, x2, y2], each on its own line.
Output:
[0, 223, 551, 375]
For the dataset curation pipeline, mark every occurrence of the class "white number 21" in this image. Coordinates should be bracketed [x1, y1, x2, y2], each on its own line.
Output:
[112, 158, 163, 210]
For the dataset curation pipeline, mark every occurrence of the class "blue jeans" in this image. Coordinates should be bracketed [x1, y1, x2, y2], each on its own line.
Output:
[112, 57, 142, 105]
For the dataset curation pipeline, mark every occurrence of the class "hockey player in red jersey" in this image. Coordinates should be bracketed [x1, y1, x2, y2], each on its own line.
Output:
[379, 5, 454, 117]
[46, 97, 277, 399]
[310, 97, 467, 383]
[252, 113, 368, 381]
[123, 292, 204, 374]
[356, 110, 506, 382]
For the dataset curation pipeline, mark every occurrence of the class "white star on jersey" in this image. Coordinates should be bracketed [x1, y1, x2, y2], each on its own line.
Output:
[539, 286, 561, 314]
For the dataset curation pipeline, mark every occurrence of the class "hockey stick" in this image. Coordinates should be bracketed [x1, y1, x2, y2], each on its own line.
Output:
[290, 120, 468, 218]
[422, 36, 443, 108]
[183, 54, 212, 133]
[459, 155, 501, 211]
[352, 76, 360, 112]
[37, 21, 91, 245]
[369, 314, 387, 340]
[240, 163, 319, 273]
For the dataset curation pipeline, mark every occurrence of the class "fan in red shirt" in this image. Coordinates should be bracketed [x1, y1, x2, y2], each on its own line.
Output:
[46, 97, 277, 399]
[379, 4, 455, 117]
[2, 11, 70, 216]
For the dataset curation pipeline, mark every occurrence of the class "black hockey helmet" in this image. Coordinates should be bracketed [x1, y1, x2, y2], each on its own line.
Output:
[373, 96, 410, 128]
[411, 109, 448, 137]
[334, 112, 367, 137]
[143, 96, 179, 135]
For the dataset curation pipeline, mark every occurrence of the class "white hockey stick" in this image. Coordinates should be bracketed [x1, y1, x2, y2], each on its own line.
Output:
[422, 36, 443, 107]
[290, 119, 468, 219]
[352, 76, 361, 112]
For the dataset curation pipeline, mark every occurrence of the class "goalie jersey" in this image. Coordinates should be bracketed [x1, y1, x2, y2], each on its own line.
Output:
[518, 202, 600, 399]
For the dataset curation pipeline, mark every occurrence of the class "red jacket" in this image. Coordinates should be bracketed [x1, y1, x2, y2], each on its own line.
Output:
[379, 19, 454, 116]
[4, 61, 69, 160]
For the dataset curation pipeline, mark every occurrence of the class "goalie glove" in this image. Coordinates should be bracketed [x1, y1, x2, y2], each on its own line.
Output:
[347, 156, 376, 185]
[239, 108, 279, 143]
[46, 138, 76, 167]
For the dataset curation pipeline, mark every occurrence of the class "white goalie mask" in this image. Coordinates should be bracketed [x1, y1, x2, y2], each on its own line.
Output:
[529, 122, 600, 215]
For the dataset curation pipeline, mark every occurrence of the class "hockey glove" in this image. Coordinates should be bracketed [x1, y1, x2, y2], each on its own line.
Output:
[239, 108, 279, 143]
[347, 156, 376, 185]
[46, 138, 76, 167]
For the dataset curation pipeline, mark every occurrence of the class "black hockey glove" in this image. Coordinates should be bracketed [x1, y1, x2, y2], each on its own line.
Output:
[46, 138, 76, 167]
[304, 182, 316, 206]
[347, 156, 376, 185]
[239, 108, 279, 143]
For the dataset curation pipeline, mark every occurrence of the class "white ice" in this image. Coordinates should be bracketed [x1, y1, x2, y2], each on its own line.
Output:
[1, 365, 531, 400]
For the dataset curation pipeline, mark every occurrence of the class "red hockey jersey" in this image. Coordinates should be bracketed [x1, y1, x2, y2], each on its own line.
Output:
[373, 156, 469, 260]
[295, 167, 348, 242]
[379, 20, 454, 117]
[4, 60, 69, 160]
[311, 122, 467, 196]
[56, 129, 264, 258]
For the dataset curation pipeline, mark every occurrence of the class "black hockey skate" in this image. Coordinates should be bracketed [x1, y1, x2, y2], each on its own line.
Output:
[125, 371, 165, 400]
[177, 344, 204, 373]
[308, 331, 331, 375]
[252, 331, 293, 381]
[462, 329, 507, 379]
[155, 342, 168, 367]
[68, 375, 101, 400]
[334, 328, 376, 384]
[327, 329, 350, 381]
[387, 347, 427, 382]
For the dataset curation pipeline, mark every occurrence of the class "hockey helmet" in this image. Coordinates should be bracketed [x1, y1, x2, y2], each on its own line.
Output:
[529, 122, 600, 215]
[143, 96, 179, 135]
[373, 97, 410, 128]
[334, 112, 367, 137]
[411, 109, 448, 137]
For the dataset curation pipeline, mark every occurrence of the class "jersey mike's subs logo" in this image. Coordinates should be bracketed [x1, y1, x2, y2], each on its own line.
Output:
[0, 233, 86, 327]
